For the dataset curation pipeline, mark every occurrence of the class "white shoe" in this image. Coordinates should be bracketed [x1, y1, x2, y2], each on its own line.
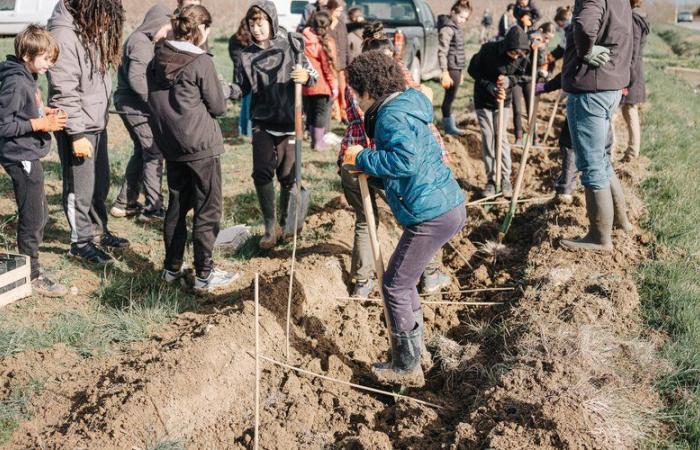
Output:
[323, 132, 342, 146]
[194, 268, 240, 294]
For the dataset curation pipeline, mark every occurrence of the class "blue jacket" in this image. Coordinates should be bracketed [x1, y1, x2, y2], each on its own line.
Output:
[356, 89, 464, 227]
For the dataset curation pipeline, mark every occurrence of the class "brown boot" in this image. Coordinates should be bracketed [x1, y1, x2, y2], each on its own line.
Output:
[561, 186, 614, 252]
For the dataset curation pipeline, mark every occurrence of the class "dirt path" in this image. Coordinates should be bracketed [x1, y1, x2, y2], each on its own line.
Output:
[2, 94, 665, 449]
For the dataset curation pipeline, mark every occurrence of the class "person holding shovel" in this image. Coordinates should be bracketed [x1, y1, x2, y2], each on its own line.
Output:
[229, 1, 317, 250]
[343, 50, 465, 386]
[560, 0, 633, 252]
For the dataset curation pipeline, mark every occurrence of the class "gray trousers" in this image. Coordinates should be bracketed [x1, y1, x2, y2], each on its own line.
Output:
[114, 117, 163, 212]
[56, 130, 110, 244]
[476, 107, 512, 185]
[340, 167, 442, 282]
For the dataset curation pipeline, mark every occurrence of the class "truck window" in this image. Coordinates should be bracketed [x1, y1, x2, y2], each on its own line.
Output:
[347, 0, 419, 26]
[0, 0, 16, 11]
[415, 0, 435, 28]
[291, 0, 308, 15]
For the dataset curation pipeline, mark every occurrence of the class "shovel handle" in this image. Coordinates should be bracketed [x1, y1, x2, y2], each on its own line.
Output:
[294, 56, 303, 185]
[495, 99, 504, 193]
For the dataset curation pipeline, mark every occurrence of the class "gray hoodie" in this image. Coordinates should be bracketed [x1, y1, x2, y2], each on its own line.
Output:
[47, 0, 112, 137]
[114, 3, 171, 127]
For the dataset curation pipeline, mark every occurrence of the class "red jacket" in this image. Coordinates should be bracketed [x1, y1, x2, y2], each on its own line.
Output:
[302, 27, 338, 98]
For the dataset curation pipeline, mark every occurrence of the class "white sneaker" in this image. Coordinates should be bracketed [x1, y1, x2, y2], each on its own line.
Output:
[162, 268, 185, 284]
[194, 268, 240, 294]
[323, 132, 342, 146]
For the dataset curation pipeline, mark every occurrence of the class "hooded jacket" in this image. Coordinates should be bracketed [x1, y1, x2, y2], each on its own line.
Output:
[0, 56, 51, 163]
[622, 9, 649, 104]
[347, 22, 364, 62]
[302, 27, 337, 97]
[147, 40, 226, 162]
[356, 88, 464, 227]
[114, 3, 171, 126]
[47, 0, 111, 137]
[562, 0, 633, 93]
[467, 26, 531, 110]
[437, 15, 466, 71]
[234, 0, 317, 133]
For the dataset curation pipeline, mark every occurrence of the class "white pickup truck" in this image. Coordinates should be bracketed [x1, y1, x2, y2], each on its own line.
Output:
[0, 0, 58, 35]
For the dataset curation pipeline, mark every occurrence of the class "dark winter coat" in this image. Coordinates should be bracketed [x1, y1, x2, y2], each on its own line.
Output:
[147, 40, 226, 162]
[331, 15, 350, 71]
[232, 0, 317, 133]
[467, 26, 531, 110]
[437, 15, 466, 71]
[562, 0, 633, 93]
[114, 3, 171, 128]
[0, 56, 51, 163]
[47, 0, 111, 137]
[347, 23, 363, 62]
[622, 9, 649, 104]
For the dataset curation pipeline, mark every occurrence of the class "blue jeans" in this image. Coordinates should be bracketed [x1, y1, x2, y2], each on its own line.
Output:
[566, 90, 622, 189]
[239, 93, 252, 137]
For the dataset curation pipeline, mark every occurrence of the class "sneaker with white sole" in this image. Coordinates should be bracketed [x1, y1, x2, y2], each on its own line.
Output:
[162, 268, 185, 284]
[193, 268, 240, 294]
[110, 202, 142, 218]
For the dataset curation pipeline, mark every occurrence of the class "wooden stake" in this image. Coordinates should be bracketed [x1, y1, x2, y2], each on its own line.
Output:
[469, 195, 554, 207]
[542, 92, 562, 144]
[495, 99, 505, 193]
[358, 174, 394, 352]
[528, 45, 539, 124]
[465, 192, 503, 206]
[254, 273, 260, 450]
[501, 95, 541, 238]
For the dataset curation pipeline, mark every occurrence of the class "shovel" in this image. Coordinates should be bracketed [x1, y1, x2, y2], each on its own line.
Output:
[284, 52, 310, 238]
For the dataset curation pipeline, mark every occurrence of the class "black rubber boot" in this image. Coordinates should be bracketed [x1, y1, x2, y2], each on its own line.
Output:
[610, 173, 633, 233]
[255, 182, 279, 249]
[371, 322, 425, 387]
[561, 186, 614, 252]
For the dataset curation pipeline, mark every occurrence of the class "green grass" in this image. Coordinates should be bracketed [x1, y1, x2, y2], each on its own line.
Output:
[637, 30, 700, 447]
[0, 379, 43, 445]
[655, 23, 700, 58]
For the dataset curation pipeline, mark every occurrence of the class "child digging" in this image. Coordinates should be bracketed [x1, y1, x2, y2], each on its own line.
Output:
[467, 26, 530, 197]
[0, 25, 67, 297]
[148, 4, 238, 293]
[343, 51, 466, 386]
[48, 0, 129, 266]
[438, 0, 471, 136]
[230, 1, 317, 249]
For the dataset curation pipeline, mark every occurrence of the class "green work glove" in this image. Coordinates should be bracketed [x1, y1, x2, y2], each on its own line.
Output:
[583, 45, 611, 68]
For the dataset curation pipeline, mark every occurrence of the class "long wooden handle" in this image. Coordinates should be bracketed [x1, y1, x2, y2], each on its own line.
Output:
[495, 99, 505, 193]
[528, 45, 539, 122]
[542, 92, 562, 144]
[294, 60, 303, 185]
[358, 174, 394, 348]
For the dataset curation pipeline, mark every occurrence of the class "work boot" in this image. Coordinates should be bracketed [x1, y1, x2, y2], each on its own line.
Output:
[32, 273, 67, 298]
[255, 182, 280, 249]
[483, 182, 496, 198]
[501, 178, 513, 199]
[610, 173, 633, 233]
[421, 268, 451, 294]
[311, 127, 327, 151]
[560, 186, 614, 252]
[372, 322, 425, 387]
[442, 116, 466, 136]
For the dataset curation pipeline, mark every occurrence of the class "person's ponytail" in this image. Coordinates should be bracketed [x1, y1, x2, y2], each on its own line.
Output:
[172, 4, 212, 45]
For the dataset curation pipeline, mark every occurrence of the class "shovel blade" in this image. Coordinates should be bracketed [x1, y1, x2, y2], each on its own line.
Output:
[284, 186, 310, 238]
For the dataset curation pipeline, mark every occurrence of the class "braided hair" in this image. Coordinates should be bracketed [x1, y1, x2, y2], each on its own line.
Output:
[309, 10, 336, 70]
[65, 0, 124, 75]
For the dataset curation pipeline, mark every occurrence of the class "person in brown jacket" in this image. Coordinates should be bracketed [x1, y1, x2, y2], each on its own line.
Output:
[560, 0, 633, 252]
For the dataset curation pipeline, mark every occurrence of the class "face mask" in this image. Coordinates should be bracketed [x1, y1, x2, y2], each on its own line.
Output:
[564, 18, 572, 27]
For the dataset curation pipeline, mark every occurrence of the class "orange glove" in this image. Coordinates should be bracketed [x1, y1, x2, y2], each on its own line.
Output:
[30, 113, 67, 132]
[72, 137, 93, 158]
[441, 71, 453, 89]
[342, 145, 364, 173]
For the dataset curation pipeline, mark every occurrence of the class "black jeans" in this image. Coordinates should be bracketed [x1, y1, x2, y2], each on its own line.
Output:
[56, 130, 110, 244]
[303, 94, 331, 128]
[441, 69, 462, 119]
[251, 128, 296, 188]
[164, 156, 222, 279]
[2, 160, 48, 279]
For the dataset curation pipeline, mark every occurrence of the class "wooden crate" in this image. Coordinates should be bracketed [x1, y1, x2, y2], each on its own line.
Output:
[0, 253, 31, 309]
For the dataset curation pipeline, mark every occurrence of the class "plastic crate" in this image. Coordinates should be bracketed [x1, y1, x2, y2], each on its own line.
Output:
[0, 253, 31, 308]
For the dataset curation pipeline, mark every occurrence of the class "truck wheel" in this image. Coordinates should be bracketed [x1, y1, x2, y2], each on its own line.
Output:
[409, 55, 421, 85]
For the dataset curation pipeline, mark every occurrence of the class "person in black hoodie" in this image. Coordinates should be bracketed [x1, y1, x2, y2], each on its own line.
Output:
[437, 1, 471, 136]
[0, 25, 67, 297]
[467, 26, 530, 197]
[148, 5, 238, 294]
[230, 1, 317, 250]
[111, 3, 171, 223]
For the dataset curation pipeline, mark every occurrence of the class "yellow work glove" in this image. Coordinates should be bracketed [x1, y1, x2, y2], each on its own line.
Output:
[440, 71, 453, 89]
[291, 67, 310, 84]
[72, 137, 93, 158]
[342, 145, 364, 173]
[30, 112, 67, 132]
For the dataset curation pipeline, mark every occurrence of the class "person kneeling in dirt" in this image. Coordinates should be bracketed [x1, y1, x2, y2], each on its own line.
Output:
[560, 0, 633, 252]
[343, 51, 466, 386]
[467, 26, 530, 198]
[148, 5, 238, 293]
[229, 1, 318, 250]
[340, 32, 453, 297]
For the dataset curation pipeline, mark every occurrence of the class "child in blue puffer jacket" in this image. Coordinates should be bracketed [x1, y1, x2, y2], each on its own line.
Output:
[343, 50, 466, 386]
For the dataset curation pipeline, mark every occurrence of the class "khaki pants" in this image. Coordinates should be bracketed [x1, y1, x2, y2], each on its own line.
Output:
[620, 103, 641, 157]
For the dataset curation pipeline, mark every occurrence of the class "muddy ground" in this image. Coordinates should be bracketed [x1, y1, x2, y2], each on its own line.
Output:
[0, 92, 667, 449]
